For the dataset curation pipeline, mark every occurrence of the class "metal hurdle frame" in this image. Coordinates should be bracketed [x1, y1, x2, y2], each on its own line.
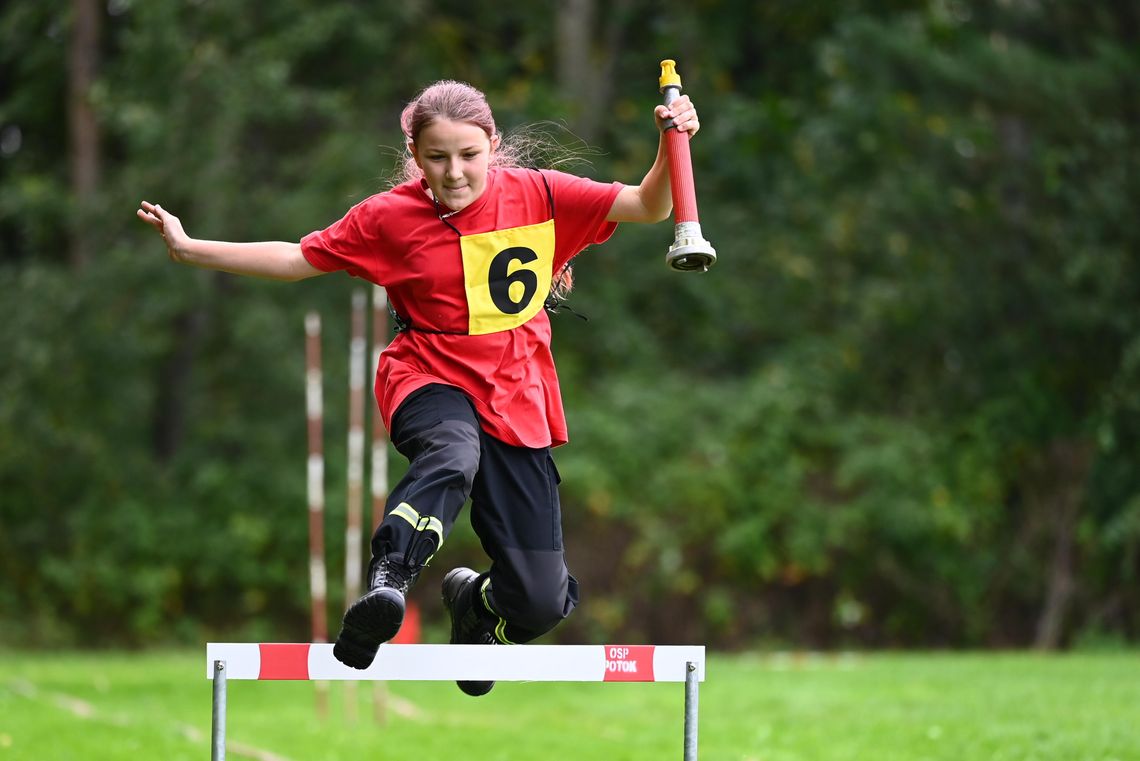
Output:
[207, 643, 705, 760]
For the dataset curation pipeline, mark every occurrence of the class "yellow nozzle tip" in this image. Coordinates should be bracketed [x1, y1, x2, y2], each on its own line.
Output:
[659, 59, 682, 91]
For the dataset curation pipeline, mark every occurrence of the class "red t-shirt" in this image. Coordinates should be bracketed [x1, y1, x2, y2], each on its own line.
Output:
[300, 167, 623, 448]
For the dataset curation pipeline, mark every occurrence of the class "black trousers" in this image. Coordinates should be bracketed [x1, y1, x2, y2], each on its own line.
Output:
[372, 384, 579, 644]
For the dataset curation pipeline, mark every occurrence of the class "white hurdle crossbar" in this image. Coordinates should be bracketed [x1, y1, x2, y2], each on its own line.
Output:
[207, 643, 705, 760]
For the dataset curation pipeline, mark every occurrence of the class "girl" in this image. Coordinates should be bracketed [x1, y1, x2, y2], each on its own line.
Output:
[138, 79, 700, 696]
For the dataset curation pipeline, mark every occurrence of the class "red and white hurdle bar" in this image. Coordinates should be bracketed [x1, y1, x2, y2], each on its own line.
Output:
[207, 643, 705, 760]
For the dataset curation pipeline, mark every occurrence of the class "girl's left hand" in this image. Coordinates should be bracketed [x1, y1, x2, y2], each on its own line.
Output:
[654, 94, 700, 136]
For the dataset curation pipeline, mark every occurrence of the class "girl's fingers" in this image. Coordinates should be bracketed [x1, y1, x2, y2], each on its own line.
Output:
[139, 201, 169, 219]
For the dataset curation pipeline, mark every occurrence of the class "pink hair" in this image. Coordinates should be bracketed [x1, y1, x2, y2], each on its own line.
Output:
[400, 80, 496, 144]
[395, 80, 513, 184]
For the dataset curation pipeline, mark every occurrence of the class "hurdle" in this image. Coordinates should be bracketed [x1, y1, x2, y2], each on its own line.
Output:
[207, 642, 705, 760]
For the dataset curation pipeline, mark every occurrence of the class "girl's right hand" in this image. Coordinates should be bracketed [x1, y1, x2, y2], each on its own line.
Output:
[136, 201, 191, 262]
[654, 94, 700, 136]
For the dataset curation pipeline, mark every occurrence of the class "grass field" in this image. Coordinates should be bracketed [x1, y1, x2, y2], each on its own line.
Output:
[1, 649, 1137, 760]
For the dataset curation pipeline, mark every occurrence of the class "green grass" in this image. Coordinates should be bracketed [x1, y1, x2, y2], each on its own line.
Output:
[2, 649, 1137, 760]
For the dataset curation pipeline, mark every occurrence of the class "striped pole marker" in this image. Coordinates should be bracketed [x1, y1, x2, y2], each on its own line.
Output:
[207, 644, 704, 760]
[343, 291, 368, 721]
[303, 312, 329, 718]
[368, 286, 390, 538]
[369, 284, 392, 723]
[345, 291, 367, 606]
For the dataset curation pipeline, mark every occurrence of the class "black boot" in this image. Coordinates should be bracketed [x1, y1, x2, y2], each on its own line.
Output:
[333, 556, 420, 669]
[442, 567, 498, 696]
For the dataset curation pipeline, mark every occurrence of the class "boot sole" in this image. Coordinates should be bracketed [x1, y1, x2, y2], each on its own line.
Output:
[333, 587, 405, 669]
[442, 567, 495, 696]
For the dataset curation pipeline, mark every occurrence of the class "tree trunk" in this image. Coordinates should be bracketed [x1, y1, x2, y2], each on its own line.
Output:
[151, 304, 210, 463]
[68, 0, 101, 270]
[556, 0, 632, 144]
[1029, 439, 1093, 650]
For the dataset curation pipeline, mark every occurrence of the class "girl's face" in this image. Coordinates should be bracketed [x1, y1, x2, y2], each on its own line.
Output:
[411, 119, 499, 213]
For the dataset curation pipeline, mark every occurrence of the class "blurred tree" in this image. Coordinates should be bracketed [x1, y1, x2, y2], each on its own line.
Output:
[557, 0, 1140, 648]
[68, 0, 100, 269]
[0, 0, 1136, 649]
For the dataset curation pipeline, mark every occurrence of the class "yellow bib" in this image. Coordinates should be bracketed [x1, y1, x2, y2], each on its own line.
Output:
[461, 218, 556, 336]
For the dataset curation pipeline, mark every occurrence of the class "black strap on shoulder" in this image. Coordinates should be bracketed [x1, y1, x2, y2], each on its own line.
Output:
[530, 167, 555, 217]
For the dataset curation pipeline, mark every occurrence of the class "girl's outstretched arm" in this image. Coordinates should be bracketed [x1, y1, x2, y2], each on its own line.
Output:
[605, 94, 700, 224]
[136, 201, 324, 281]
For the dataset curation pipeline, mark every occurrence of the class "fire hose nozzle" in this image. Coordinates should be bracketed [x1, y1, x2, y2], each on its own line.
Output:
[659, 59, 682, 92]
[667, 221, 717, 272]
[658, 59, 716, 272]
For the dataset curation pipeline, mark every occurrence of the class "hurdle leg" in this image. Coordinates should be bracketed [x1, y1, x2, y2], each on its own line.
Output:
[211, 660, 227, 761]
[684, 661, 699, 760]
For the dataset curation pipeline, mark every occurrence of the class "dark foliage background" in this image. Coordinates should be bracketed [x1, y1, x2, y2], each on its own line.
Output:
[2, 0, 1137, 650]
